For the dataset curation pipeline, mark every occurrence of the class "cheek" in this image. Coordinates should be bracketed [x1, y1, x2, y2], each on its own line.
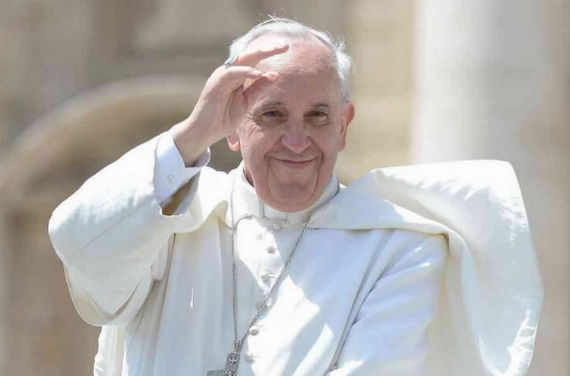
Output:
[314, 129, 342, 155]
[250, 131, 281, 153]
[241, 135, 273, 168]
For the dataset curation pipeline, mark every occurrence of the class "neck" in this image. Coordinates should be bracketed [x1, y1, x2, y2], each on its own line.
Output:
[227, 163, 340, 225]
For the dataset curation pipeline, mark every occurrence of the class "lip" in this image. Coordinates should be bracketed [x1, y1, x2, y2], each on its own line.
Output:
[272, 157, 316, 169]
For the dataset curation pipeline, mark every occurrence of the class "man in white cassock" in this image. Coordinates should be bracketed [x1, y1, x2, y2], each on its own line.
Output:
[49, 18, 543, 376]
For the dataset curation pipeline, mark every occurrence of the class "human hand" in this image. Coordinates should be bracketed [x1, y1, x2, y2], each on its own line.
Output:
[171, 44, 289, 166]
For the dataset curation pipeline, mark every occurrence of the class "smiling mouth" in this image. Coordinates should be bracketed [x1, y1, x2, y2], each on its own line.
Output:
[272, 157, 316, 169]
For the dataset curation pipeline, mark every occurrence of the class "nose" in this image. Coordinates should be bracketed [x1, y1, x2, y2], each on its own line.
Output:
[280, 122, 311, 153]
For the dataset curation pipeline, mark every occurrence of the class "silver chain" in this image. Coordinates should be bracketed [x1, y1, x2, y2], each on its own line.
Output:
[228, 187, 309, 353]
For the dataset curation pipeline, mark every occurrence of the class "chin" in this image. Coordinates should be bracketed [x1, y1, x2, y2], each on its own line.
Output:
[265, 183, 320, 212]
[267, 199, 314, 213]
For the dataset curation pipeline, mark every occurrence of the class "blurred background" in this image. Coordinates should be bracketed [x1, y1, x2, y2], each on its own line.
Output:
[0, 0, 568, 375]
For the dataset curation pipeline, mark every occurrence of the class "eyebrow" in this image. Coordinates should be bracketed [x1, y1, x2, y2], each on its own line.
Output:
[253, 101, 283, 112]
[312, 103, 331, 110]
[253, 102, 332, 112]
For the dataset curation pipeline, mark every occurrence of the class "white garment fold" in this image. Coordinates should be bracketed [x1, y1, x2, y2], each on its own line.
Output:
[48, 135, 542, 376]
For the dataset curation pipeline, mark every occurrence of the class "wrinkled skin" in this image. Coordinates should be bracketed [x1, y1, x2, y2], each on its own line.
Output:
[227, 36, 355, 212]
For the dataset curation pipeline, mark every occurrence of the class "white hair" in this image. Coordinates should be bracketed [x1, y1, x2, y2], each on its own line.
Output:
[226, 17, 353, 101]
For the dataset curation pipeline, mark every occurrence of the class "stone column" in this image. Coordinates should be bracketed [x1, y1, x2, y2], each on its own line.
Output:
[413, 1, 570, 375]
[338, 0, 415, 182]
[0, 209, 7, 374]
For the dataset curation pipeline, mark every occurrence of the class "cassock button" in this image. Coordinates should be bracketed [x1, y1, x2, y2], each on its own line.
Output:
[269, 221, 282, 232]
[267, 246, 276, 254]
[249, 326, 260, 336]
[166, 174, 176, 184]
[244, 353, 255, 362]
[260, 273, 271, 282]
[256, 300, 267, 310]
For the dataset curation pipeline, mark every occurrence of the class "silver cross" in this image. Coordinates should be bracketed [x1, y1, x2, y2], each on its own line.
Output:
[207, 351, 240, 376]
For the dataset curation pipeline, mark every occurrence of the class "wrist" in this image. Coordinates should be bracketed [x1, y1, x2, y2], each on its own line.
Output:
[170, 118, 216, 167]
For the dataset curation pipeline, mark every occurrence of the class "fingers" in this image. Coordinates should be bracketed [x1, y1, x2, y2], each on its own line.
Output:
[232, 44, 289, 68]
[242, 71, 279, 99]
[229, 70, 280, 124]
[223, 65, 263, 80]
[216, 65, 279, 93]
[210, 65, 260, 93]
[211, 44, 287, 98]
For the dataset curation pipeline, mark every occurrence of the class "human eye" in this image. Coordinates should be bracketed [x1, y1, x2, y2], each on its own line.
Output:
[255, 109, 286, 125]
[262, 110, 283, 119]
[305, 109, 330, 125]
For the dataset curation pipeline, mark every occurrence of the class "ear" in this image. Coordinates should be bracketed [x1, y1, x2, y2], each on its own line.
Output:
[226, 131, 241, 151]
[338, 101, 355, 150]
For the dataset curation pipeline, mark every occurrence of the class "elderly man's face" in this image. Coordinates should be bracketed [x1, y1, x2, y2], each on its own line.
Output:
[228, 37, 354, 212]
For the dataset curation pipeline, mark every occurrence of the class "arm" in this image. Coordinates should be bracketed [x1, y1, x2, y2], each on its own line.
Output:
[327, 234, 447, 376]
[48, 45, 290, 326]
[48, 133, 207, 326]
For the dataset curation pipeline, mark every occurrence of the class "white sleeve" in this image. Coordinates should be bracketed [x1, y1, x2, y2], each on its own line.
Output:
[327, 234, 447, 376]
[154, 131, 210, 205]
[48, 133, 212, 327]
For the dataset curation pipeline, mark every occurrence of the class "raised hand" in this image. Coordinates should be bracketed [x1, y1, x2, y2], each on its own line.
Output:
[171, 44, 289, 166]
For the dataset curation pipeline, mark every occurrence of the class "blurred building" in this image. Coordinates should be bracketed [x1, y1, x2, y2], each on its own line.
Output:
[0, 1, 567, 375]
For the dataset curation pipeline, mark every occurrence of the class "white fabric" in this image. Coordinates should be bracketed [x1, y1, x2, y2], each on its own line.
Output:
[154, 131, 210, 204]
[48, 134, 542, 376]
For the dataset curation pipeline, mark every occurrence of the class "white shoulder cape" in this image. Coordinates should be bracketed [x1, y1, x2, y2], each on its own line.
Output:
[307, 160, 542, 376]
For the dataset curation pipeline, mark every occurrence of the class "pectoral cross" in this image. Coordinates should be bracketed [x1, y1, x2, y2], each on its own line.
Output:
[207, 351, 240, 376]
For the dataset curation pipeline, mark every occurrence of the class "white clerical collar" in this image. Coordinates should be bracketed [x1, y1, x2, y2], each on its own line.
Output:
[229, 161, 340, 225]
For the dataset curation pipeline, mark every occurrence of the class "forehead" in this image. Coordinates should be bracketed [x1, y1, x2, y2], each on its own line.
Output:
[244, 35, 342, 104]
[246, 34, 334, 73]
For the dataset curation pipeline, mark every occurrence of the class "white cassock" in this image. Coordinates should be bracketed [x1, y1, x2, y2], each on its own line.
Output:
[48, 132, 542, 376]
